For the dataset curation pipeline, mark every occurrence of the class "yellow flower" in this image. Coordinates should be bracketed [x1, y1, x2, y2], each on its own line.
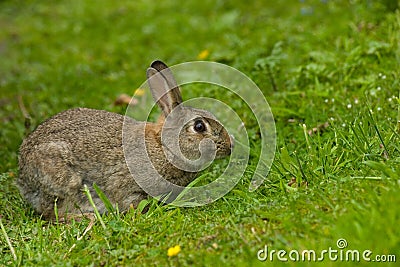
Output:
[134, 88, 145, 97]
[167, 245, 181, 257]
[197, 49, 210, 60]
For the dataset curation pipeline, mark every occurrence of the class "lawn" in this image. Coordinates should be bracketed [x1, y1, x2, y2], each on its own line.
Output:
[0, 0, 399, 266]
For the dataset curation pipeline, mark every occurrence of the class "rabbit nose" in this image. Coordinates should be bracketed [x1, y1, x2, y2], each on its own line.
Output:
[229, 134, 235, 150]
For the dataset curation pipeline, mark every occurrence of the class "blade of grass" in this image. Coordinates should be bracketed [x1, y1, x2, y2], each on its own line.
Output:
[0, 216, 17, 261]
[84, 185, 106, 230]
[363, 160, 397, 179]
[93, 183, 117, 218]
[366, 104, 390, 158]
[54, 198, 59, 223]
[294, 151, 308, 183]
[397, 91, 400, 134]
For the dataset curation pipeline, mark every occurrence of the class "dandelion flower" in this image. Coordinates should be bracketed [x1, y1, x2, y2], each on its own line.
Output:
[134, 88, 145, 97]
[197, 49, 210, 60]
[167, 245, 181, 257]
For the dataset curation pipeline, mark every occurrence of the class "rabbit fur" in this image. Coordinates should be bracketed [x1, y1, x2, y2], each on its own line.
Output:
[17, 60, 232, 220]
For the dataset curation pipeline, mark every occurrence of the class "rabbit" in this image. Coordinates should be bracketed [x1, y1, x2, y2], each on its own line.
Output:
[17, 60, 233, 220]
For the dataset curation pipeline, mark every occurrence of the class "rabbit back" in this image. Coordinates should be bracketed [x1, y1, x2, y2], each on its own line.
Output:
[18, 108, 146, 219]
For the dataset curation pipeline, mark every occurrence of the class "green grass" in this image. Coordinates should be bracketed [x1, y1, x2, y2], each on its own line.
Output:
[1, 0, 400, 266]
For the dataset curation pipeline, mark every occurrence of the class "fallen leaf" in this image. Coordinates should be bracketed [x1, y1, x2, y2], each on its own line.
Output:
[114, 94, 138, 106]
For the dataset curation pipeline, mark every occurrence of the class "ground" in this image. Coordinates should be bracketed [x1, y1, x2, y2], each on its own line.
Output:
[0, 0, 399, 266]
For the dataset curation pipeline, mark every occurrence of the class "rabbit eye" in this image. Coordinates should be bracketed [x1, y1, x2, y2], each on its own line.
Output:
[193, 120, 206, 133]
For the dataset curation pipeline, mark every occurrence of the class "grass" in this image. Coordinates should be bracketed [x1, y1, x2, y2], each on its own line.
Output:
[1, 0, 399, 266]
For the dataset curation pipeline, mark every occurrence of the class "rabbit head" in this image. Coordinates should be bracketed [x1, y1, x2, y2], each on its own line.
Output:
[146, 60, 232, 173]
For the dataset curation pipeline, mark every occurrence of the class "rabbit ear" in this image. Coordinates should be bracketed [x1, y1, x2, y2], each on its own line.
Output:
[146, 60, 183, 116]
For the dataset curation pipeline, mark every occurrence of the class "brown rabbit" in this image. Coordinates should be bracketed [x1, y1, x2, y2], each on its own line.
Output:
[17, 60, 232, 220]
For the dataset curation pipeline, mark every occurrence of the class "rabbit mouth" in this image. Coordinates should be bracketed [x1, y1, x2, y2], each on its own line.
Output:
[215, 144, 232, 159]
[213, 133, 233, 159]
[161, 139, 219, 170]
